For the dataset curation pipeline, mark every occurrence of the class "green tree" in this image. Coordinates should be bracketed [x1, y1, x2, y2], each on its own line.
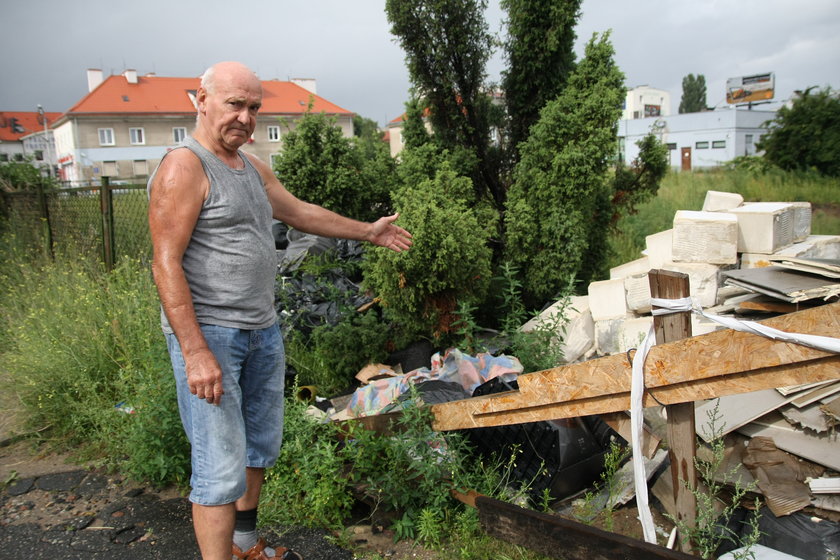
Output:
[0, 159, 55, 192]
[273, 112, 395, 223]
[501, 0, 581, 157]
[385, 0, 504, 207]
[758, 86, 840, 177]
[679, 73, 707, 113]
[504, 32, 628, 303]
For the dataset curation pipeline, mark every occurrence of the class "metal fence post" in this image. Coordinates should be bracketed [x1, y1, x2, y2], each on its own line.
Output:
[100, 176, 115, 271]
[36, 180, 54, 259]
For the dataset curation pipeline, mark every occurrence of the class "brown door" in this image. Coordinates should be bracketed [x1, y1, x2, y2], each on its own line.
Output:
[681, 147, 692, 171]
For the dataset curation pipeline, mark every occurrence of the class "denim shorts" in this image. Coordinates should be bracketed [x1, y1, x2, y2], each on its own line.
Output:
[165, 322, 285, 506]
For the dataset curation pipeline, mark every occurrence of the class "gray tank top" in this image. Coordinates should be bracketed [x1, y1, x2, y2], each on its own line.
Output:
[149, 136, 277, 332]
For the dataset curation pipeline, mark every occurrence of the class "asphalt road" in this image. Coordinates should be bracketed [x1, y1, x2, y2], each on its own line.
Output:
[0, 469, 354, 560]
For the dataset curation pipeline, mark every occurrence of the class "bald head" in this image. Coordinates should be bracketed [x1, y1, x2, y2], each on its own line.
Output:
[200, 61, 261, 96]
[195, 61, 263, 153]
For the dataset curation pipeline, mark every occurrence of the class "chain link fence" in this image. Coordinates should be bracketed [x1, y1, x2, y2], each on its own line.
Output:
[0, 179, 151, 268]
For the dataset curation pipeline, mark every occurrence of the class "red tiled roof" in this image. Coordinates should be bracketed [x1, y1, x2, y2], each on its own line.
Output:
[66, 74, 353, 117]
[0, 111, 62, 142]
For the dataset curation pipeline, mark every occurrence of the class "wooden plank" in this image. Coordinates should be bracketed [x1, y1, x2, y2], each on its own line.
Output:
[427, 302, 840, 430]
[513, 301, 839, 407]
[475, 495, 695, 560]
[430, 356, 840, 430]
[649, 269, 696, 553]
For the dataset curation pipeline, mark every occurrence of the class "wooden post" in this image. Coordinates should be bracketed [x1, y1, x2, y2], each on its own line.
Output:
[100, 176, 115, 271]
[649, 269, 696, 553]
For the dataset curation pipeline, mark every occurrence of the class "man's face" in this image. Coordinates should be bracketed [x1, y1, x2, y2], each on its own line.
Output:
[198, 69, 262, 151]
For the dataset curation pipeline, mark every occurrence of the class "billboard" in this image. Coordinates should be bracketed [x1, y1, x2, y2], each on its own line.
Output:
[726, 72, 775, 104]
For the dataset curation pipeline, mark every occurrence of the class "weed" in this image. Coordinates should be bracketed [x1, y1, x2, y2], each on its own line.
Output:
[572, 440, 630, 531]
[668, 400, 762, 559]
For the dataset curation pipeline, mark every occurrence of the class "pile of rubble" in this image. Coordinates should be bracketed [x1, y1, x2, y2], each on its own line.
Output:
[529, 190, 839, 364]
[524, 189, 840, 557]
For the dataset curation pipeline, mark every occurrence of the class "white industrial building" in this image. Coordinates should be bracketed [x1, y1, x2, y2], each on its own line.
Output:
[618, 107, 776, 171]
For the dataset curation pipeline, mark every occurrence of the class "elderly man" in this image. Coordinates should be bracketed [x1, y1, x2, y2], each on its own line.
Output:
[148, 61, 411, 560]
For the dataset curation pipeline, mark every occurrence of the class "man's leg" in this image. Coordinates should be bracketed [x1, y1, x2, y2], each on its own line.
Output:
[193, 502, 235, 560]
[237, 466, 265, 510]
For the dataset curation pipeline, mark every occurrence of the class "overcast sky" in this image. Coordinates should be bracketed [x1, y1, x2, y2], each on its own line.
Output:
[2, 0, 838, 126]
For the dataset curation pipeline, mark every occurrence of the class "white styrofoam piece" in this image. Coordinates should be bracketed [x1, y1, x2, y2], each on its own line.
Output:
[624, 273, 651, 313]
[672, 210, 738, 264]
[618, 316, 653, 354]
[594, 316, 625, 356]
[520, 296, 595, 364]
[774, 235, 840, 260]
[587, 278, 629, 321]
[790, 201, 812, 242]
[702, 190, 743, 212]
[730, 202, 795, 253]
[609, 256, 650, 280]
[643, 229, 673, 269]
[659, 261, 722, 308]
[808, 477, 840, 494]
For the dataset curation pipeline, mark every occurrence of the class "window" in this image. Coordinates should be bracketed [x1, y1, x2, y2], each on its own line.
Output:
[173, 127, 187, 143]
[667, 143, 677, 150]
[267, 126, 281, 142]
[712, 140, 726, 149]
[103, 161, 118, 176]
[695, 141, 709, 149]
[0, 154, 7, 162]
[129, 128, 145, 145]
[98, 128, 115, 146]
[34, 150, 44, 161]
[745, 134, 754, 145]
[270, 153, 282, 169]
[133, 160, 149, 177]
[13, 153, 23, 161]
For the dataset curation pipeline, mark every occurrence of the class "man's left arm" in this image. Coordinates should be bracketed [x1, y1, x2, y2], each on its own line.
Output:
[246, 154, 412, 252]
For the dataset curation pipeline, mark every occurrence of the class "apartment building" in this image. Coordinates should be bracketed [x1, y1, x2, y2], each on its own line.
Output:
[52, 69, 354, 185]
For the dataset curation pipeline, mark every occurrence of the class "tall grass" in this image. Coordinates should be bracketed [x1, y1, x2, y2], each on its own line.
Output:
[608, 168, 840, 269]
[0, 230, 189, 485]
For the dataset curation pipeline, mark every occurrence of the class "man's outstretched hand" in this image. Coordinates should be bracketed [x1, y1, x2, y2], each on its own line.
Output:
[369, 213, 413, 252]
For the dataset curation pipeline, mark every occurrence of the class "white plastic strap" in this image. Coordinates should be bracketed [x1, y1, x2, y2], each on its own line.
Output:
[630, 298, 840, 544]
[630, 321, 658, 543]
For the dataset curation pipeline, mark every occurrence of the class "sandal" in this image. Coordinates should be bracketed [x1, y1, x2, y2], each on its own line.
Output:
[232, 537, 303, 560]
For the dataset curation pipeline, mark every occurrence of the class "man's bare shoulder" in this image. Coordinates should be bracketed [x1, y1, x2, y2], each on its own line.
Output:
[242, 151, 269, 172]
[150, 148, 206, 195]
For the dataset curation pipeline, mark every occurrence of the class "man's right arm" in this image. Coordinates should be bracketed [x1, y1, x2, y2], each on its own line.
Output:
[148, 151, 224, 405]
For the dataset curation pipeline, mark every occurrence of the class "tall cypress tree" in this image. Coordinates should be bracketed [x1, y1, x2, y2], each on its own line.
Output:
[679, 73, 707, 113]
[502, 0, 581, 158]
[385, 0, 504, 207]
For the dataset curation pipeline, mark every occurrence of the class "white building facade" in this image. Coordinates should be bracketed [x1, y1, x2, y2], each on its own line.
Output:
[619, 108, 776, 171]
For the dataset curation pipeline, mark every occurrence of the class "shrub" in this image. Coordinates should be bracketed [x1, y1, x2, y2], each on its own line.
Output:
[363, 163, 493, 343]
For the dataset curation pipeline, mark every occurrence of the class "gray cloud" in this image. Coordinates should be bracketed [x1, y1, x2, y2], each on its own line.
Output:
[2, 0, 837, 125]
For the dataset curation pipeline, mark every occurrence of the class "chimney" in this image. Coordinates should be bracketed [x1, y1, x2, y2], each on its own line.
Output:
[291, 78, 317, 95]
[87, 68, 104, 92]
[124, 69, 138, 84]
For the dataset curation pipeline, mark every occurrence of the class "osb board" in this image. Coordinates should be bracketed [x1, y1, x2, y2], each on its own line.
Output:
[431, 356, 840, 430]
